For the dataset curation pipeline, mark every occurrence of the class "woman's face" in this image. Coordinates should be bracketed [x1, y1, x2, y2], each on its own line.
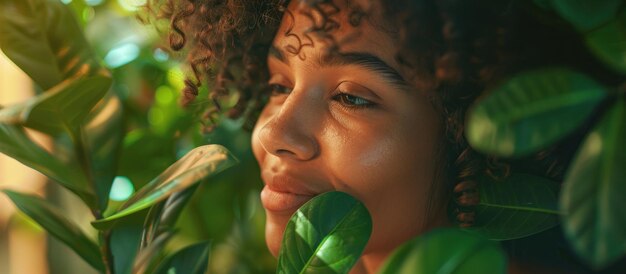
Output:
[251, 0, 445, 266]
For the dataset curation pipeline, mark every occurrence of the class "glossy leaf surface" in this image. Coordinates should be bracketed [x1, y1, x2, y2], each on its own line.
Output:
[561, 99, 626, 269]
[1, 190, 104, 271]
[277, 191, 372, 274]
[470, 173, 561, 240]
[0, 0, 103, 89]
[0, 124, 93, 204]
[585, 8, 626, 74]
[154, 241, 211, 274]
[92, 145, 237, 229]
[379, 228, 506, 274]
[0, 75, 111, 137]
[467, 68, 606, 157]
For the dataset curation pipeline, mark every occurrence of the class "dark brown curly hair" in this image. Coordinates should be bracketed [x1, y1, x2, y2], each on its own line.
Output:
[143, 0, 622, 269]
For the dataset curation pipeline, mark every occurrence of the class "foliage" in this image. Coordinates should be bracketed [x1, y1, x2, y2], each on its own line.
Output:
[379, 229, 507, 274]
[467, 0, 626, 270]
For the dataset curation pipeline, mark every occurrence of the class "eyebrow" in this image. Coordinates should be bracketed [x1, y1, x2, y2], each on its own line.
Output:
[268, 45, 410, 90]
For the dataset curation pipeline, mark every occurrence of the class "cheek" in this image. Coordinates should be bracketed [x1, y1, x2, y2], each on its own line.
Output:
[323, 115, 442, 251]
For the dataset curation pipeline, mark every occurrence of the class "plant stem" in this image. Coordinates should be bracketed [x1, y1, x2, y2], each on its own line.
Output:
[73, 129, 114, 273]
[99, 230, 115, 274]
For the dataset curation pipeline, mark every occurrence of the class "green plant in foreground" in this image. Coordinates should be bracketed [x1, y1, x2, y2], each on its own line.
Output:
[0, 1, 237, 273]
[467, 0, 626, 270]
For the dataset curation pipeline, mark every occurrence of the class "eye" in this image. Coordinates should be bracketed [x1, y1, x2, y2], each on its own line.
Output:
[269, 84, 292, 96]
[333, 92, 376, 108]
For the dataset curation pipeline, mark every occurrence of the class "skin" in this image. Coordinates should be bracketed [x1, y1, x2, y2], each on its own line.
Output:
[251, 0, 448, 272]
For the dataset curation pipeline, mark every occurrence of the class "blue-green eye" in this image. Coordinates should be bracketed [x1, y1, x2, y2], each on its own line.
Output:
[334, 93, 375, 108]
[269, 84, 292, 96]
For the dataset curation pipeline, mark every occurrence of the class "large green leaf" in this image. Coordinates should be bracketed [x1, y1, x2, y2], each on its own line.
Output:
[277, 191, 372, 274]
[0, 0, 103, 89]
[91, 145, 237, 230]
[154, 241, 211, 274]
[379, 228, 506, 274]
[560, 99, 626, 269]
[467, 68, 606, 157]
[468, 173, 561, 240]
[0, 75, 112, 138]
[84, 93, 125, 212]
[0, 124, 94, 205]
[550, 0, 623, 32]
[1, 190, 104, 271]
[585, 7, 626, 74]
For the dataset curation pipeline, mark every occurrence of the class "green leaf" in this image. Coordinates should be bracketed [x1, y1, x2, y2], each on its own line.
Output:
[1, 190, 104, 271]
[585, 8, 626, 74]
[468, 173, 561, 240]
[560, 99, 626, 269]
[0, 0, 104, 89]
[132, 231, 173, 274]
[154, 241, 211, 274]
[0, 75, 112, 138]
[110, 226, 142, 274]
[141, 185, 198, 250]
[84, 93, 125, 212]
[277, 191, 372, 274]
[91, 145, 237, 230]
[379, 228, 507, 274]
[550, 0, 623, 32]
[467, 68, 606, 157]
[0, 124, 94, 205]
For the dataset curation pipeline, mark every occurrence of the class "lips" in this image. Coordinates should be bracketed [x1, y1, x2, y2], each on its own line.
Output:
[261, 186, 315, 214]
[260, 173, 318, 215]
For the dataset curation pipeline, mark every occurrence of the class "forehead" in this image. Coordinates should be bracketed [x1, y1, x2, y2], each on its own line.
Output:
[272, 0, 399, 66]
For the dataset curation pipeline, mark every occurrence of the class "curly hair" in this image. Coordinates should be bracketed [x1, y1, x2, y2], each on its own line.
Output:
[143, 0, 622, 261]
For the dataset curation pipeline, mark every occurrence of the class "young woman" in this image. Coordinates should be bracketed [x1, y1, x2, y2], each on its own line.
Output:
[148, 0, 619, 272]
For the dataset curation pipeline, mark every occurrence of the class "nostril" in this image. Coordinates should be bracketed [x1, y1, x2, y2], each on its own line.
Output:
[275, 149, 294, 156]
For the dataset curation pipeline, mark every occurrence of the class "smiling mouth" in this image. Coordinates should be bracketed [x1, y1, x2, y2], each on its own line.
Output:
[260, 186, 315, 215]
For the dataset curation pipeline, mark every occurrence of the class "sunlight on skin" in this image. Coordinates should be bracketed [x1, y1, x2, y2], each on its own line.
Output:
[251, 1, 449, 273]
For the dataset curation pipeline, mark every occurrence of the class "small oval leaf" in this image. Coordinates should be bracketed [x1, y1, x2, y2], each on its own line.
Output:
[561, 99, 626, 269]
[91, 145, 237, 230]
[1, 190, 104, 271]
[379, 228, 507, 274]
[469, 173, 561, 240]
[467, 68, 607, 157]
[277, 191, 372, 274]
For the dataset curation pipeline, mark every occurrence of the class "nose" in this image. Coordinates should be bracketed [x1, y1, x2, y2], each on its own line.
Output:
[257, 92, 319, 161]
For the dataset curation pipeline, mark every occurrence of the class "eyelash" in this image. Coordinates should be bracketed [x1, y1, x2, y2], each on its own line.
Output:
[268, 84, 376, 110]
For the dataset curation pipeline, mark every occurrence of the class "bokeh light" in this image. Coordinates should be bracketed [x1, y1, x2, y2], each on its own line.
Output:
[117, 0, 147, 11]
[109, 176, 135, 201]
[104, 42, 140, 68]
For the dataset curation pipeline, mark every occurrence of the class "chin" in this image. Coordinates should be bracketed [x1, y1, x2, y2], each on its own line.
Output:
[264, 211, 289, 257]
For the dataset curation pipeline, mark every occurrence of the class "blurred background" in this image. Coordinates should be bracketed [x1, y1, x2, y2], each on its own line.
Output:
[0, 0, 276, 273]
